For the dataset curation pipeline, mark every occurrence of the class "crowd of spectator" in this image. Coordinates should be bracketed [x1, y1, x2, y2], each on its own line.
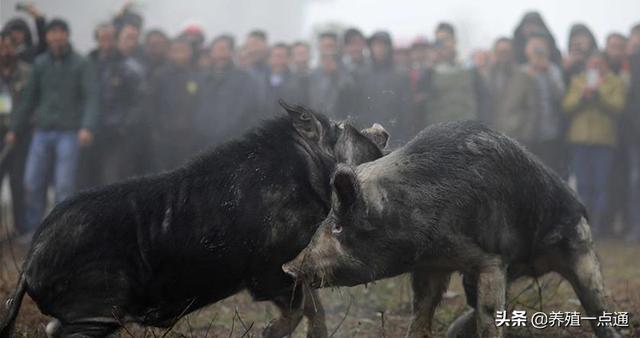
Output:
[1, 5, 640, 243]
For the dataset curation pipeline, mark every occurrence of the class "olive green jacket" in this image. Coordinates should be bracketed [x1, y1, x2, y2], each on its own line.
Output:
[11, 45, 98, 133]
[563, 72, 626, 146]
[0, 61, 31, 129]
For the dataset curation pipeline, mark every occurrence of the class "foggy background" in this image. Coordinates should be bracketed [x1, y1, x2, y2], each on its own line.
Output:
[1, 1, 640, 337]
[2, 0, 640, 55]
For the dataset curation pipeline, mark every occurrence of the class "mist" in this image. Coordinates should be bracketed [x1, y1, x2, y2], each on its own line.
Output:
[2, 0, 639, 54]
[1, 1, 640, 336]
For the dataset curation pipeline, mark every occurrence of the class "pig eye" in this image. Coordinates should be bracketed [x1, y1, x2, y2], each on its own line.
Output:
[332, 224, 343, 234]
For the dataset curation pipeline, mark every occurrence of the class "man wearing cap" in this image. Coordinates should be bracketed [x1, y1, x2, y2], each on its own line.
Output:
[6, 18, 98, 240]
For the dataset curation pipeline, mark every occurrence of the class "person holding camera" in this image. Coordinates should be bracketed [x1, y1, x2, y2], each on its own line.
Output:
[563, 51, 626, 237]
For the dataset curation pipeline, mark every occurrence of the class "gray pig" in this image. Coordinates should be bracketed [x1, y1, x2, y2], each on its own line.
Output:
[284, 121, 619, 338]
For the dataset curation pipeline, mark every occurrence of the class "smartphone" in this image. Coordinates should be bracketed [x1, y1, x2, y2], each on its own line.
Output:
[586, 69, 599, 88]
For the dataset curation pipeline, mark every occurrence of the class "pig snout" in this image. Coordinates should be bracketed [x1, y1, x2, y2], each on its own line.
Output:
[282, 261, 302, 279]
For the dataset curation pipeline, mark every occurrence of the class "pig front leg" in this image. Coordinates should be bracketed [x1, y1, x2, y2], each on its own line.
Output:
[302, 286, 328, 338]
[475, 257, 507, 338]
[407, 269, 452, 338]
[559, 249, 620, 338]
[262, 286, 327, 338]
[552, 218, 621, 338]
[263, 292, 304, 338]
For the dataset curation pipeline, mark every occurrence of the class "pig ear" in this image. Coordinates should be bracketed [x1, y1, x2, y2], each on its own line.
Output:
[335, 124, 383, 165]
[280, 99, 321, 141]
[361, 123, 390, 149]
[332, 165, 361, 212]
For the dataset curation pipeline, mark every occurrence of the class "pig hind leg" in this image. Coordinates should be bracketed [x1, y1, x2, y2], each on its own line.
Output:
[473, 257, 507, 338]
[407, 269, 452, 338]
[553, 218, 620, 338]
[446, 274, 478, 338]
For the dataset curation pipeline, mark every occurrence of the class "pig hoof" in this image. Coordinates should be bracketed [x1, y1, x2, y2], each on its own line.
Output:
[306, 324, 328, 338]
[446, 309, 476, 338]
[262, 316, 302, 338]
[45, 318, 62, 338]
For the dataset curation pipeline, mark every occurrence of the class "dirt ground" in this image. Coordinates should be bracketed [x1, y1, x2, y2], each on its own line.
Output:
[0, 239, 638, 338]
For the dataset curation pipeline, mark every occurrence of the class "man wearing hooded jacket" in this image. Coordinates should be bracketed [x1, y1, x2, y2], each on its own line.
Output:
[358, 30, 411, 144]
[2, 3, 47, 64]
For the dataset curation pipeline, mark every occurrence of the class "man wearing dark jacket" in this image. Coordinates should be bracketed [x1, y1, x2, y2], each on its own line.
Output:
[308, 52, 357, 119]
[288, 41, 311, 106]
[257, 43, 296, 117]
[112, 22, 156, 177]
[149, 37, 200, 170]
[79, 23, 143, 188]
[359, 31, 410, 143]
[194, 35, 259, 148]
[143, 29, 169, 80]
[243, 30, 269, 79]
[7, 19, 98, 238]
[342, 27, 369, 78]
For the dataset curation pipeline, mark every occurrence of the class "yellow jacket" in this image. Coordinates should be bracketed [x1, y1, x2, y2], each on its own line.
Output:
[563, 72, 626, 146]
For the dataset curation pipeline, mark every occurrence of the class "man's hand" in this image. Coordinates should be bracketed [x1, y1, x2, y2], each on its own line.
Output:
[119, 0, 134, 15]
[25, 4, 43, 18]
[4, 131, 16, 146]
[78, 128, 93, 147]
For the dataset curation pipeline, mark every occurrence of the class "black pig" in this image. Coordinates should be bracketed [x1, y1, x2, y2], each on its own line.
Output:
[0, 101, 388, 338]
[284, 121, 619, 338]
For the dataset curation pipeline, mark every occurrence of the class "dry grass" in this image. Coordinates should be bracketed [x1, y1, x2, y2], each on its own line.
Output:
[0, 240, 638, 337]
